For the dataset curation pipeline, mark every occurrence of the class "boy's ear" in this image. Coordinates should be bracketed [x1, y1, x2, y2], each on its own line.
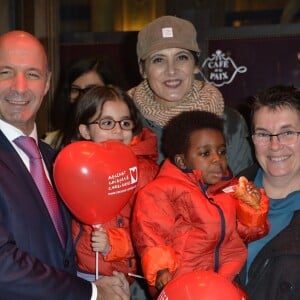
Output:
[174, 154, 187, 169]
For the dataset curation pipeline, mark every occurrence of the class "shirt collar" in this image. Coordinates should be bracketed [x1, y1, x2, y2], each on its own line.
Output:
[0, 119, 38, 143]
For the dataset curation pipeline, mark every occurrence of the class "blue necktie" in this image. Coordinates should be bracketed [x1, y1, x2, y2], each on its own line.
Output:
[14, 136, 66, 248]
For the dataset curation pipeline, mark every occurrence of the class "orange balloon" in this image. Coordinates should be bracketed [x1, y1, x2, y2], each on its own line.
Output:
[158, 271, 247, 300]
[54, 141, 138, 224]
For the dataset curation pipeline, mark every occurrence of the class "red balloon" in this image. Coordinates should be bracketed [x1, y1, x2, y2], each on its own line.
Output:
[158, 271, 247, 300]
[53, 141, 138, 224]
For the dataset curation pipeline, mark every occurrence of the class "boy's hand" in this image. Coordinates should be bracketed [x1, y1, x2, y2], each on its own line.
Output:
[155, 269, 172, 290]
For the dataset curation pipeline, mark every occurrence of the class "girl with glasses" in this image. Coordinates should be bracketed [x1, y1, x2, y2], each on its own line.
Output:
[65, 85, 159, 299]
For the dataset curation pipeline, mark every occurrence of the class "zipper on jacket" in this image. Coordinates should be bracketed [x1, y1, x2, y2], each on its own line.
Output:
[208, 197, 226, 272]
[116, 217, 132, 267]
[247, 258, 270, 293]
[200, 182, 226, 272]
[117, 217, 123, 227]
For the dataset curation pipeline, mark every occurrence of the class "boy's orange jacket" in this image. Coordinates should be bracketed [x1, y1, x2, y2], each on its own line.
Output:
[132, 159, 269, 286]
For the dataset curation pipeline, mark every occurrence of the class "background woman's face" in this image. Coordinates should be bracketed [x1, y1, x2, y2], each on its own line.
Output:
[142, 48, 199, 106]
[70, 70, 104, 103]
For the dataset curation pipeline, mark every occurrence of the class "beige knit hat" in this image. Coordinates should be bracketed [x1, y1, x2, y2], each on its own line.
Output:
[137, 15, 200, 61]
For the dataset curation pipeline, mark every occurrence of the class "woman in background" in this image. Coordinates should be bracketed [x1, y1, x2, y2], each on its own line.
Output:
[44, 57, 124, 149]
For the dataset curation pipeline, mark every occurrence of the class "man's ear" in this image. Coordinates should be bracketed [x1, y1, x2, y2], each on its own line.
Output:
[79, 124, 91, 140]
[43, 71, 52, 96]
[174, 154, 187, 169]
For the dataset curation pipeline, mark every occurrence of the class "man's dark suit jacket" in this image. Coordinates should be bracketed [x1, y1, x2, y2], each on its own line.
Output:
[0, 130, 92, 299]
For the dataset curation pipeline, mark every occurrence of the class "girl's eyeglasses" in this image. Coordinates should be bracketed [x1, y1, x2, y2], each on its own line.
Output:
[88, 118, 134, 130]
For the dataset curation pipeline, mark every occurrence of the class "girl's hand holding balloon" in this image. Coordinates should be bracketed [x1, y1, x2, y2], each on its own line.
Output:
[92, 225, 111, 255]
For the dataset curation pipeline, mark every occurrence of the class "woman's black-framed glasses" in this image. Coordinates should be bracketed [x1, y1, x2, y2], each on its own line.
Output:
[88, 118, 135, 131]
[252, 131, 300, 146]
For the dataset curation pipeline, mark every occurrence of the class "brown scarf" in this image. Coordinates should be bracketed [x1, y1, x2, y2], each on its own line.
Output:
[128, 80, 224, 127]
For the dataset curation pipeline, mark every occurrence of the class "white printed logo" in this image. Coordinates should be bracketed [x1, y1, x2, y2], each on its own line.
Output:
[200, 49, 247, 87]
[162, 27, 173, 38]
[107, 166, 138, 196]
[129, 166, 138, 184]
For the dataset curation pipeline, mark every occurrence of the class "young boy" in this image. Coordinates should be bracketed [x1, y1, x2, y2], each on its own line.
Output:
[132, 110, 269, 291]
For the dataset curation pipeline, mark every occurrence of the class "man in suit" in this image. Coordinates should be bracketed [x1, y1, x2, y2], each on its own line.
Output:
[0, 30, 129, 300]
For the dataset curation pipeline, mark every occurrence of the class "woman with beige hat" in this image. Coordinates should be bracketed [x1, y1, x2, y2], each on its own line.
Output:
[128, 15, 253, 174]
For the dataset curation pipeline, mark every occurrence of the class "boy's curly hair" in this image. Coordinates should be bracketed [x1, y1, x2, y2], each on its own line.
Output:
[162, 110, 224, 160]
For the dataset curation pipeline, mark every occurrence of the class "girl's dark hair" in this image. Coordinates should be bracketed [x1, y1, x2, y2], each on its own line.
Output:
[163, 110, 224, 160]
[62, 85, 143, 145]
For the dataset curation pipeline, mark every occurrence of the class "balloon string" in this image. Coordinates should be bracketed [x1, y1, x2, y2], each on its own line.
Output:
[92, 224, 101, 281]
[95, 251, 99, 280]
